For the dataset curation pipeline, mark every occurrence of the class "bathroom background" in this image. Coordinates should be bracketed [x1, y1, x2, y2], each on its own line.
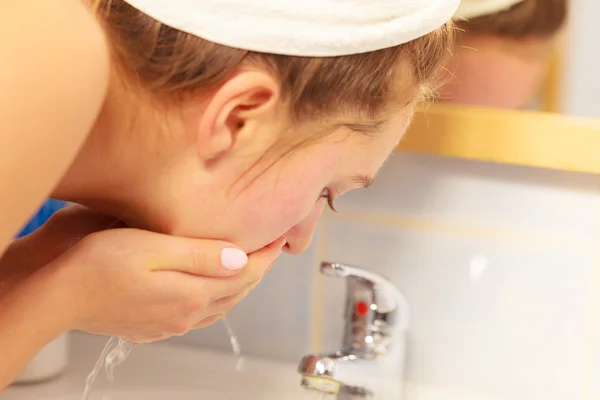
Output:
[168, 0, 600, 399]
[11, 0, 600, 399]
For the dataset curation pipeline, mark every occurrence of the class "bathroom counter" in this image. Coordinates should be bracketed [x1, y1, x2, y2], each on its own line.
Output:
[3, 332, 519, 400]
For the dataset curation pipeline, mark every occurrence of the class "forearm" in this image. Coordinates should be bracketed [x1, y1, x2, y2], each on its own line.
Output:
[0, 238, 38, 297]
[0, 266, 73, 390]
[0, 206, 115, 297]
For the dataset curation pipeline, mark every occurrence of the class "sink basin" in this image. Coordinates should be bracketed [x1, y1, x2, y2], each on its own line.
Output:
[4, 333, 315, 400]
[31, 389, 316, 400]
[5, 333, 467, 400]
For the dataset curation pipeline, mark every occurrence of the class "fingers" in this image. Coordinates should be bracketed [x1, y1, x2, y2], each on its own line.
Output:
[166, 238, 286, 333]
[144, 232, 285, 279]
[229, 235, 286, 284]
[189, 291, 250, 330]
[191, 289, 253, 330]
[156, 239, 284, 335]
[97, 229, 250, 278]
[212, 289, 250, 313]
[193, 314, 226, 330]
[67, 230, 285, 340]
[194, 236, 286, 299]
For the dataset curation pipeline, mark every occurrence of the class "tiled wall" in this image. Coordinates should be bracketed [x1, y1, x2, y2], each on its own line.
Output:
[561, 0, 600, 118]
[177, 152, 600, 400]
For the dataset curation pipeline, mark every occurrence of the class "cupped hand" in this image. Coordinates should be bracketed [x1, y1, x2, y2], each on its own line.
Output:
[1, 205, 285, 343]
[43, 221, 285, 343]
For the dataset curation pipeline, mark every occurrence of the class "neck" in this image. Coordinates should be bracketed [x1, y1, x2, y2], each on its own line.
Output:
[51, 74, 158, 228]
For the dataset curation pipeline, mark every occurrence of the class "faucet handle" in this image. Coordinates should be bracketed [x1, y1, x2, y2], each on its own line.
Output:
[321, 262, 402, 314]
[320, 261, 410, 356]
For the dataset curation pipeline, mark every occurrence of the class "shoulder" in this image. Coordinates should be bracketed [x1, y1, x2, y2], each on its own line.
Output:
[0, 0, 111, 250]
[0, 0, 110, 104]
[0, 0, 111, 151]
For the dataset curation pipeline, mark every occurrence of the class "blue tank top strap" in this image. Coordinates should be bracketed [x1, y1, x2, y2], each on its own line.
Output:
[17, 199, 66, 238]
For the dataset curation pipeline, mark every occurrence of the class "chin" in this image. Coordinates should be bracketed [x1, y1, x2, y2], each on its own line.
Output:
[224, 232, 285, 254]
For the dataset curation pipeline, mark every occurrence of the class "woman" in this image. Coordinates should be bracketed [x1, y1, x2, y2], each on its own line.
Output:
[0, 0, 458, 389]
[442, 0, 568, 108]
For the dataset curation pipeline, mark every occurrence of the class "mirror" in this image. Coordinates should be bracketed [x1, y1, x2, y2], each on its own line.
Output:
[438, 0, 567, 112]
[398, 0, 600, 175]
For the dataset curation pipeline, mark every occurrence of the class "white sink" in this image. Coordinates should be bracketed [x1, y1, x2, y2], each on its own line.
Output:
[4, 333, 313, 400]
[28, 389, 313, 400]
[4, 333, 498, 400]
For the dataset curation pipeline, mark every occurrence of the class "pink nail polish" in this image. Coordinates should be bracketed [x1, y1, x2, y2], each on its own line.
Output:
[221, 248, 248, 270]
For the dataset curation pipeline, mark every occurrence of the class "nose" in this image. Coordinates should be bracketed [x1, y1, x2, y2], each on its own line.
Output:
[284, 202, 326, 255]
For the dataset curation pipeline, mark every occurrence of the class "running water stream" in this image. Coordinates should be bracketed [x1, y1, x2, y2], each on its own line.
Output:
[82, 318, 242, 399]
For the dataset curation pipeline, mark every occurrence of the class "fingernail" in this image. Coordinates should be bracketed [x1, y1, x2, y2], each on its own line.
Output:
[221, 248, 249, 270]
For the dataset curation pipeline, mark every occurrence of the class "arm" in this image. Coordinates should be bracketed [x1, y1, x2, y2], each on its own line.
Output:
[0, 206, 120, 297]
[0, 0, 110, 253]
[0, 265, 74, 389]
[0, 222, 282, 390]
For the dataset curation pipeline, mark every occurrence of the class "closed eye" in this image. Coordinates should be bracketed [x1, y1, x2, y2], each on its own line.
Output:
[320, 188, 337, 213]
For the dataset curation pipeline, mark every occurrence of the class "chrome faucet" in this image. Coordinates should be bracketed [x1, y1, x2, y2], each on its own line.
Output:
[298, 262, 410, 399]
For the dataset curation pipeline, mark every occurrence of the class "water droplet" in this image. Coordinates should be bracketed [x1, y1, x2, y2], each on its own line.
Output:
[222, 317, 244, 371]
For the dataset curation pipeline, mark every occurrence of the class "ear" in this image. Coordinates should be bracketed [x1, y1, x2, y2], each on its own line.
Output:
[196, 71, 279, 164]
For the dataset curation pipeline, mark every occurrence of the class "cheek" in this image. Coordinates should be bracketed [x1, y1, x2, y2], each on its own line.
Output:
[243, 185, 317, 231]
[232, 174, 326, 247]
[221, 144, 343, 251]
[444, 42, 550, 109]
[285, 199, 326, 240]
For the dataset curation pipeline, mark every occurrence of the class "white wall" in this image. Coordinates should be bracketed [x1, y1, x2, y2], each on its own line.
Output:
[561, 0, 600, 118]
[318, 153, 599, 400]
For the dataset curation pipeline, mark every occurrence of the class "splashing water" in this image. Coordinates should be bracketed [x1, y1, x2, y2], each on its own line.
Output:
[82, 319, 243, 399]
[82, 337, 133, 400]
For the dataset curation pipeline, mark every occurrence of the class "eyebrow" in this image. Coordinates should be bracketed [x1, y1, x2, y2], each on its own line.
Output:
[352, 174, 374, 188]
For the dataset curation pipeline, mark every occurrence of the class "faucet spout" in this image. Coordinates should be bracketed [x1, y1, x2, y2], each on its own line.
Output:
[298, 262, 410, 399]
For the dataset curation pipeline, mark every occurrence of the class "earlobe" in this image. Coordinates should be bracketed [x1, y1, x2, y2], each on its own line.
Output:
[196, 71, 279, 165]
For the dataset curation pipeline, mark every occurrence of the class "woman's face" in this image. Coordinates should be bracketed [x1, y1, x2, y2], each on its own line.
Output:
[439, 33, 554, 109]
[151, 112, 411, 254]
[58, 71, 412, 254]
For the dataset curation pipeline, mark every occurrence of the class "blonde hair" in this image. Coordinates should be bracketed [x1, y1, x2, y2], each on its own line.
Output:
[93, 1, 454, 122]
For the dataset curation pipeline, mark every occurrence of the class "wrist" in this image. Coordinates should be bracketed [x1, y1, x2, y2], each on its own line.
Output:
[0, 263, 74, 389]
[4, 261, 78, 337]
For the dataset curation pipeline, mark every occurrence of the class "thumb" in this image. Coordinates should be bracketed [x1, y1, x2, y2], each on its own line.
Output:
[245, 236, 288, 273]
[136, 231, 249, 277]
[225, 236, 287, 283]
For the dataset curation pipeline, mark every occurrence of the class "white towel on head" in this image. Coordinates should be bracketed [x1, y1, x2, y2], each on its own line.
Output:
[454, 0, 526, 20]
[121, 0, 460, 57]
